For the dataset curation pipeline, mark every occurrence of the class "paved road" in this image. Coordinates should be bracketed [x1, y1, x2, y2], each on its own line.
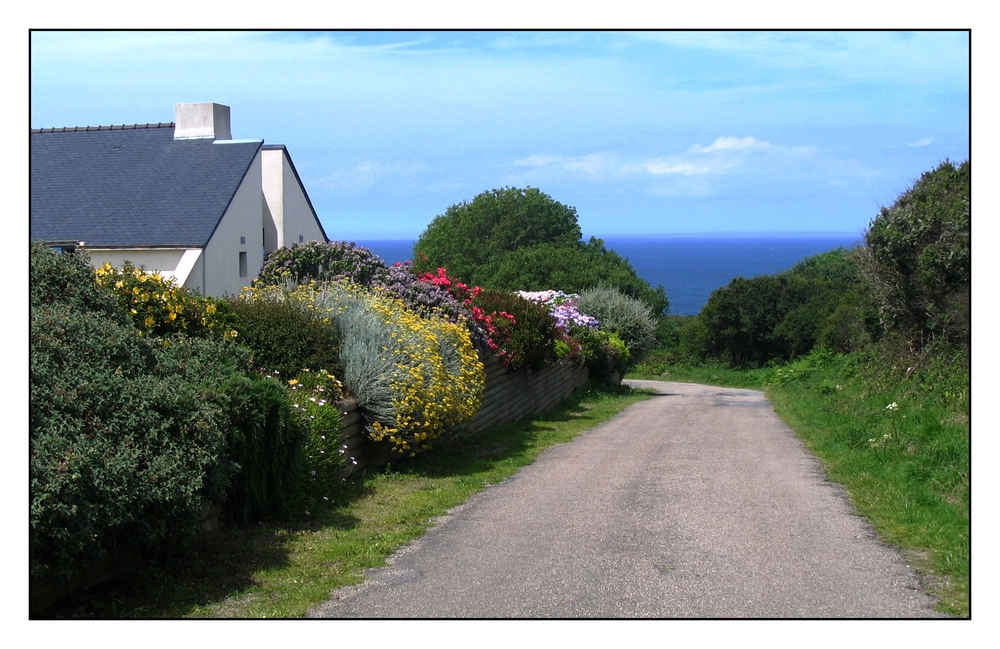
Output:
[308, 381, 946, 618]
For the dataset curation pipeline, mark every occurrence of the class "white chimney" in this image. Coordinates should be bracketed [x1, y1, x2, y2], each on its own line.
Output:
[173, 103, 232, 140]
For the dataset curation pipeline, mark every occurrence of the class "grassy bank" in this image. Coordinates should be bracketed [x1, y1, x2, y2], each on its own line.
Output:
[629, 347, 970, 617]
[39, 382, 651, 619]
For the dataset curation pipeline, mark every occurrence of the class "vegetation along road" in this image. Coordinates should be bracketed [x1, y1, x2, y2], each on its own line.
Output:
[308, 380, 945, 618]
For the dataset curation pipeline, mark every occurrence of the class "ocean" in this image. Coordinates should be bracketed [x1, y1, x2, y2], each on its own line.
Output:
[354, 235, 863, 316]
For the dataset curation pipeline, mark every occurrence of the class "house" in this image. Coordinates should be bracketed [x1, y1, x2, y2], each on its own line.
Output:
[30, 102, 328, 297]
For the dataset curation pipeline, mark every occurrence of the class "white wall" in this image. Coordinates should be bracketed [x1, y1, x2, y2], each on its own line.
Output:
[202, 152, 265, 297]
[262, 147, 327, 252]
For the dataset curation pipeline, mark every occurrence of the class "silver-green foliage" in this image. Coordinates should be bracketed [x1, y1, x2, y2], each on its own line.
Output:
[576, 286, 657, 365]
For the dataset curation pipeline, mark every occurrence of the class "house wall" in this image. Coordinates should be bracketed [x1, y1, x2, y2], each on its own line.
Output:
[262, 147, 327, 253]
[202, 153, 266, 297]
[85, 248, 204, 293]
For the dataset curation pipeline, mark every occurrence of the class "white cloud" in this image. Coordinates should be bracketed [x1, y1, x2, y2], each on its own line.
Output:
[687, 136, 772, 154]
[909, 137, 935, 147]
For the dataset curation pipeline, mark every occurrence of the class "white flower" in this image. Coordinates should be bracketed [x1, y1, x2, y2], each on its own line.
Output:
[886, 402, 899, 411]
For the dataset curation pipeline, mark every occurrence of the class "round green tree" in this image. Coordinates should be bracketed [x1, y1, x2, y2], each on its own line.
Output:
[412, 187, 583, 282]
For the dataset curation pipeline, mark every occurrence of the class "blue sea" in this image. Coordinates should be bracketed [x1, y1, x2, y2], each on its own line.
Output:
[355, 235, 862, 316]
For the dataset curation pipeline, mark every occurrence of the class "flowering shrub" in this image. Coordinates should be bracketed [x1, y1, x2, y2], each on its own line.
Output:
[470, 289, 557, 371]
[375, 263, 490, 354]
[517, 290, 600, 331]
[283, 369, 346, 512]
[256, 240, 393, 288]
[94, 261, 235, 340]
[273, 281, 485, 456]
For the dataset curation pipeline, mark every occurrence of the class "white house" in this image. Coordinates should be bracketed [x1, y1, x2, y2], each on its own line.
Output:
[30, 102, 328, 297]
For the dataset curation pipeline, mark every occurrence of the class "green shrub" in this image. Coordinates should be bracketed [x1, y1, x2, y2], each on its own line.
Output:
[576, 286, 658, 368]
[30, 246, 312, 588]
[217, 373, 307, 525]
[475, 240, 669, 315]
[225, 289, 343, 379]
[413, 186, 582, 282]
[285, 370, 346, 513]
[29, 243, 124, 322]
[571, 326, 631, 380]
[30, 306, 238, 582]
[855, 160, 970, 345]
[471, 289, 558, 372]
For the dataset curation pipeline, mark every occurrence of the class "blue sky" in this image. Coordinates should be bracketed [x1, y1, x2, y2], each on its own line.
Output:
[30, 30, 970, 240]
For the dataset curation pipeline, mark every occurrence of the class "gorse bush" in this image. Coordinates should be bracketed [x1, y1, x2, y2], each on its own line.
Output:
[94, 261, 234, 340]
[575, 286, 657, 368]
[855, 160, 970, 345]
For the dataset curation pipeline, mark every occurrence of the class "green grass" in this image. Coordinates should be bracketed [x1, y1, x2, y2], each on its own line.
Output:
[629, 346, 970, 617]
[38, 382, 651, 619]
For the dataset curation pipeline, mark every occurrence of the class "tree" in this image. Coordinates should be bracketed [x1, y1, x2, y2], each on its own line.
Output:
[413, 187, 668, 314]
[475, 238, 669, 315]
[412, 187, 582, 283]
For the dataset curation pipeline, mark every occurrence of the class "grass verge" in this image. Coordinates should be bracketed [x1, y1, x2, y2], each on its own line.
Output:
[38, 382, 651, 619]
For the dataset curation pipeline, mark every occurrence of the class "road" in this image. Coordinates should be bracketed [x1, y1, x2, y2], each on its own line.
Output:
[307, 380, 946, 618]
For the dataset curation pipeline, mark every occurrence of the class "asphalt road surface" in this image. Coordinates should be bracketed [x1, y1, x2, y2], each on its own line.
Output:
[308, 380, 946, 618]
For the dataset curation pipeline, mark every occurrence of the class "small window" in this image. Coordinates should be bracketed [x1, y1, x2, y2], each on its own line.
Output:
[298, 235, 304, 243]
[240, 236, 246, 245]
[239, 251, 248, 278]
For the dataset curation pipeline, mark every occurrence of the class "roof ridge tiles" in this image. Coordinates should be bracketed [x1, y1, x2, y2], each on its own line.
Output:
[31, 122, 175, 133]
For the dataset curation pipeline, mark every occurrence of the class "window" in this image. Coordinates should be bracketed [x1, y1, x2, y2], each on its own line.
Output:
[239, 251, 248, 278]
[240, 235, 246, 245]
[298, 235, 304, 243]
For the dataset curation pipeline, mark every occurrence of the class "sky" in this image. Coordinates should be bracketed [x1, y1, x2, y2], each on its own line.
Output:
[29, 29, 969, 241]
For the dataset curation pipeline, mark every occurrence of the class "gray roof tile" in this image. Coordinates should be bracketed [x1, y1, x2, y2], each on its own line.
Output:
[30, 124, 262, 248]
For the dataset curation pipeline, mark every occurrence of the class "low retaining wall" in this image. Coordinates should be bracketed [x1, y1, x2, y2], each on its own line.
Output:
[338, 356, 590, 477]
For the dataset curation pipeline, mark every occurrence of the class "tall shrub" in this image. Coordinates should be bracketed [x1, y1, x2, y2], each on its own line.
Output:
[855, 159, 970, 345]
[30, 248, 242, 582]
[256, 240, 392, 287]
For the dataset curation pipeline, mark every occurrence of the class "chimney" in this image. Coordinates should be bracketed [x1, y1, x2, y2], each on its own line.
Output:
[173, 103, 232, 140]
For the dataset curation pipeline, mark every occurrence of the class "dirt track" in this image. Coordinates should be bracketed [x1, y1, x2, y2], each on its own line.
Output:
[308, 380, 946, 618]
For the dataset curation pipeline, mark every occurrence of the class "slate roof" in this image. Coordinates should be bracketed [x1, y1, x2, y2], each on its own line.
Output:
[30, 123, 263, 248]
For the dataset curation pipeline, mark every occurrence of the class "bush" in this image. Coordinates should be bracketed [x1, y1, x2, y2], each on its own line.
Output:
[215, 373, 307, 525]
[280, 282, 485, 456]
[696, 249, 867, 368]
[256, 240, 393, 287]
[575, 286, 658, 368]
[855, 160, 970, 345]
[225, 288, 344, 379]
[30, 251, 242, 581]
[570, 326, 631, 380]
[478, 239, 669, 315]
[94, 261, 234, 340]
[284, 370, 346, 513]
[30, 246, 311, 587]
[470, 289, 558, 372]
